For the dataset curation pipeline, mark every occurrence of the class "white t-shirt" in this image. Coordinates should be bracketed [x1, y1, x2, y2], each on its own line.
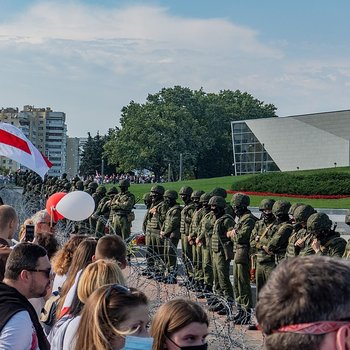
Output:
[62, 316, 80, 349]
[59, 270, 82, 317]
[52, 274, 67, 294]
[0, 311, 39, 350]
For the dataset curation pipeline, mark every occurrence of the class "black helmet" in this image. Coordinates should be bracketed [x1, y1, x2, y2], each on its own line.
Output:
[272, 200, 291, 217]
[164, 190, 178, 200]
[259, 198, 275, 211]
[211, 187, 227, 199]
[150, 185, 165, 195]
[179, 186, 193, 196]
[307, 212, 332, 233]
[208, 196, 226, 208]
[232, 193, 250, 207]
[293, 205, 316, 224]
[119, 179, 130, 187]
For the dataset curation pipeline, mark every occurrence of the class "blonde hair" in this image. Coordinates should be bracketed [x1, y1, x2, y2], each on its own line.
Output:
[150, 299, 209, 350]
[74, 285, 148, 350]
[77, 259, 126, 304]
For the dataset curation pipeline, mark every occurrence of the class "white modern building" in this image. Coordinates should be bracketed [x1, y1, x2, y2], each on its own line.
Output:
[231, 110, 350, 175]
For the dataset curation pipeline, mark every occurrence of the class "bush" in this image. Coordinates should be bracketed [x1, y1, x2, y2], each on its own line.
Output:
[230, 172, 350, 195]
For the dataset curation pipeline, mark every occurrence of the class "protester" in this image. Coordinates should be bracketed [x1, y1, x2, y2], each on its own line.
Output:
[151, 299, 209, 350]
[31, 209, 56, 235]
[74, 284, 150, 350]
[0, 205, 18, 281]
[55, 238, 97, 318]
[256, 256, 350, 350]
[49, 259, 126, 349]
[0, 243, 51, 349]
[58, 234, 127, 318]
[51, 235, 87, 293]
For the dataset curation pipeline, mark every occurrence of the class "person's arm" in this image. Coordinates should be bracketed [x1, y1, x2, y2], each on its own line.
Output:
[0, 311, 37, 350]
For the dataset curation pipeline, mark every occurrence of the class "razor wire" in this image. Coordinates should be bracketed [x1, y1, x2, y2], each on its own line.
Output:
[1, 186, 263, 350]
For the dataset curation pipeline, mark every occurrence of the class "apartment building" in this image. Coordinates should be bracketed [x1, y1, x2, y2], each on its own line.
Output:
[0, 105, 68, 177]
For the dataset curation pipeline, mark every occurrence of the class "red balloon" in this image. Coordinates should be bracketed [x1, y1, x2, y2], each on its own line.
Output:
[46, 192, 67, 221]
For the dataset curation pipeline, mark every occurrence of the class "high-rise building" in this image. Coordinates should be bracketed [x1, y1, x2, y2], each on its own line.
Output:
[66, 137, 80, 179]
[18, 105, 67, 177]
[0, 108, 21, 173]
[0, 105, 67, 177]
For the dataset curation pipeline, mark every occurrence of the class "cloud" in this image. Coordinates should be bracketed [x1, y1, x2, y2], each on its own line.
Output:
[0, 2, 349, 136]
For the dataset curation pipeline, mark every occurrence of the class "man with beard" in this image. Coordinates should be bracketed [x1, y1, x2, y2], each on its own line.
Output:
[227, 193, 257, 323]
[0, 243, 51, 350]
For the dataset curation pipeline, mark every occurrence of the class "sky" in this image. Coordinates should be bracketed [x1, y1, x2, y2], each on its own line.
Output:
[0, 0, 349, 137]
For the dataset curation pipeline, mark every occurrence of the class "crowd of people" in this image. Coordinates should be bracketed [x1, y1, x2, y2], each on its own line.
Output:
[1, 170, 350, 349]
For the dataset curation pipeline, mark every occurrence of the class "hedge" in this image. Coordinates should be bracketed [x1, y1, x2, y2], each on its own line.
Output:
[230, 172, 350, 195]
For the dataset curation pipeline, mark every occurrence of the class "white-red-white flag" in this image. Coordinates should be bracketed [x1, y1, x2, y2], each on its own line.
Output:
[0, 122, 53, 179]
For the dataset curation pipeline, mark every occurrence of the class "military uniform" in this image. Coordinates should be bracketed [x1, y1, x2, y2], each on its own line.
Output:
[110, 180, 135, 240]
[211, 212, 235, 303]
[179, 187, 196, 280]
[161, 193, 181, 278]
[147, 185, 169, 277]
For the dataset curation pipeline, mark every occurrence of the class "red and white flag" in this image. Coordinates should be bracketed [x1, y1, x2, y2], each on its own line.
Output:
[0, 122, 53, 179]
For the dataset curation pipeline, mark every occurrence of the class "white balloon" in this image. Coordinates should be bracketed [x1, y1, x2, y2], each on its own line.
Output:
[56, 190, 95, 221]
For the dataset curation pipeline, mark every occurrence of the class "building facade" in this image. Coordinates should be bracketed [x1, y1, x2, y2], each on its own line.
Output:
[66, 137, 80, 179]
[0, 105, 67, 177]
[231, 110, 350, 175]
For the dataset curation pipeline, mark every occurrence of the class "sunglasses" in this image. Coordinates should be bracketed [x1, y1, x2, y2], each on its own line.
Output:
[39, 221, 57, 227]
[27, 268, 52, 278]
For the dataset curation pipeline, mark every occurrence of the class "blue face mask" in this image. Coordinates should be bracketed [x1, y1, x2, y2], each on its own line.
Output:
[123, 335, 153, 350]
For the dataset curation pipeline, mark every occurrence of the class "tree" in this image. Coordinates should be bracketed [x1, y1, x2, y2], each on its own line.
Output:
[104, 86, 277, 180]
[79, 132, 117, 177]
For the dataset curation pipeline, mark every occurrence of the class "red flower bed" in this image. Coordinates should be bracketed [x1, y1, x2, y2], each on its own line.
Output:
[227, 190, 350, 199]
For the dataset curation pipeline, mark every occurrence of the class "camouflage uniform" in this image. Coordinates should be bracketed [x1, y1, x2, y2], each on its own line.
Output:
[307, 213, 346, 258]
[179, 186, 196, 280]
[110, 179, 135, 240]
[95, 187, 118, 237]
[250, 199, 276, 296]
[210, 196, 235, 305]
[147, 185, 168, 276]
[161, 190, 181, 280]
[231, 194, 257, 316]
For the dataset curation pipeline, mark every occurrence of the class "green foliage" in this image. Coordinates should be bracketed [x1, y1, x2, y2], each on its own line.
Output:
[231, 171, 350, 195]
[104, 86, 277, 180]
[79, 132, 117, 176]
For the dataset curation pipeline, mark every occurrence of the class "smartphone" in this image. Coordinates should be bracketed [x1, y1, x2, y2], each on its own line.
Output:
[25, 224, 35, 242]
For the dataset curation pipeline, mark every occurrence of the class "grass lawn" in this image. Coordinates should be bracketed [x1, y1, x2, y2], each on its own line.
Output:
[104, 170, 350, 209]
